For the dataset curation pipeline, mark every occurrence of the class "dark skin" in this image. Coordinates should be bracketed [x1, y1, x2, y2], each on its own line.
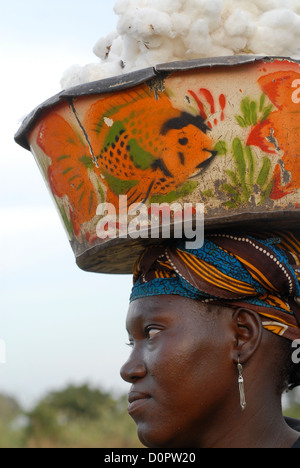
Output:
[120, 295, 300, 448]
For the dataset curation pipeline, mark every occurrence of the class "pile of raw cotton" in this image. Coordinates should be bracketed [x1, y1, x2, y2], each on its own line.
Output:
[61, 0, 300, 89]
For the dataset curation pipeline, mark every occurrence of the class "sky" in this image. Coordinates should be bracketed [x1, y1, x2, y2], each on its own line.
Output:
[0, 0, 134, 407]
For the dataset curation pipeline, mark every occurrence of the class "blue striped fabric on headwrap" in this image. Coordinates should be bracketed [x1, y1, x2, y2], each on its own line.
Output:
[130, 231, 300, 341]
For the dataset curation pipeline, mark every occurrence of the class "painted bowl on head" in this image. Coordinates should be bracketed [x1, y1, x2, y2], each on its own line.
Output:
[15, 56, 300, 274]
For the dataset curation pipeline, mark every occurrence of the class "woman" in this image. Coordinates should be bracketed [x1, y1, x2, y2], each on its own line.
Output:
[121, 230, 300, 448]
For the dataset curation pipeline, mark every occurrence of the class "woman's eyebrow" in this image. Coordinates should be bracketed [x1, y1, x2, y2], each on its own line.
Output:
[126, 309, 172, 331]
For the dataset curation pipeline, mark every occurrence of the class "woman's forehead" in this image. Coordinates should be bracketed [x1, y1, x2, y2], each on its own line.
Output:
[127, 296, 176, 322]
[126, 296, 208, 330]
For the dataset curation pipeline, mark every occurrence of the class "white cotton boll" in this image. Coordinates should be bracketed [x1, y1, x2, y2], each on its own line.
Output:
[61, 60, 127, 89]
[210, 28, 224, 47]
[251, 0, 278, 12]
[61, 62, 122, 89]
[152, 38, 177, 62]
[225, 36, 248, 52]
[181, 0, 204, 19]
[203, 0, 222, 15]
[150, 0, 184, 14]
[250, 9, 300, 56]
[108, 35, 124, 59]
[136, 39, 177, 67]
[120, 34, 140, 65]
[117, 8, 174, 39]
[102, 61, 125, 79]
[133, 44, 167, 69]
[211, 28, 247, 53]
[83, 62, 123, 82]
[93, 31, 119, 60]
[142, 35, 165, 49]
[133, 9, 174, 39]
[113, 0, 128, 15]
[208, 44, 234, 57]
[60, 65, 85, 90]
[252, 0, 300, 14]
[202, 0, 223, 31]
[114, 0, 145, 15]
[249, 27, 295, 56]
[259, 9, 299, 29]
[188, 18, 210, 42]
[172, 38, 190, 59]
[117, 11, 134, 35]
[287, 0, 300, 14]
[184, 19, 211, 55]
[171, 12, 192, 37]
[61, 0, 300, 88]
[224, 10, 256, 38]
[223, 0, 260, 17]
[133, 54, 152, 71]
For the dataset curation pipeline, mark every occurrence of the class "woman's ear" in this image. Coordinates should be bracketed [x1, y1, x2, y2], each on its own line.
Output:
[230, 308, 263, 364]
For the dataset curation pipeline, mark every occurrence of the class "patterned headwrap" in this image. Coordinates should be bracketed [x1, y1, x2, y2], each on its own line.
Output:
[130, 231, 300, 341]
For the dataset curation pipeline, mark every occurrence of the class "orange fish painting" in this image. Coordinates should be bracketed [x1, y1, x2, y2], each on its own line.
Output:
[247, 71, 300, 200]
[36, 111, 99, 237]
[37, 85, 217, 238]
[84, 86, 217, 207]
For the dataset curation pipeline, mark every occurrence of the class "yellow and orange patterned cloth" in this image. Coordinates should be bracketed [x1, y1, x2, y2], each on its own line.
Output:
[131, 231, 300, 341]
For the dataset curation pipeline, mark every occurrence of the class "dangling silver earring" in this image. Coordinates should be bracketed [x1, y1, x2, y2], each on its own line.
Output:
[237, 358, 247, 411]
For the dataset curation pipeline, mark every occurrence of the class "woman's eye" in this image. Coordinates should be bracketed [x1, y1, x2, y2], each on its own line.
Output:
[147, 328, 161, 339]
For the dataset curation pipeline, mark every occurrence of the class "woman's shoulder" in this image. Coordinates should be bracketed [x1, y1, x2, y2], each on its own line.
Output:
[285, 417, 300, 448]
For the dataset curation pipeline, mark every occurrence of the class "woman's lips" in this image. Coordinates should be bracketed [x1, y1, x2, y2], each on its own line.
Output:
[128, 391, 151, 415]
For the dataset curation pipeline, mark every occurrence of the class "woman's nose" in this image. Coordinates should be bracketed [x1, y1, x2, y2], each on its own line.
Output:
[120, 353, 147, 383]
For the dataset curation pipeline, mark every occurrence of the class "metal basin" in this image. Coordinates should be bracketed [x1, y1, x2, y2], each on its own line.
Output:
[15, 56, 300, 273]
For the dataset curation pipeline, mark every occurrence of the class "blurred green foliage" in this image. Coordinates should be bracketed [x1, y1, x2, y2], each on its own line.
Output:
[284, 389, 300, 421]
[0, 384, 299, 448]
[0, 385, 142, 448]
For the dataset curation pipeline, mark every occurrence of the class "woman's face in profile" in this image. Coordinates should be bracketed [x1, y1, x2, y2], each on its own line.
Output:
[120, 295, 234, 448]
